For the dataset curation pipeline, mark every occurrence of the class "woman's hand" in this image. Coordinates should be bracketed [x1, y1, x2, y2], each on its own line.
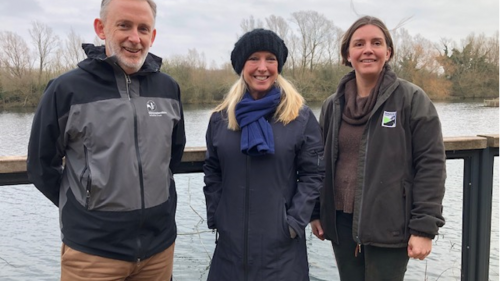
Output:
[407, 235, 432, 260]
[310, 219, 325, 240]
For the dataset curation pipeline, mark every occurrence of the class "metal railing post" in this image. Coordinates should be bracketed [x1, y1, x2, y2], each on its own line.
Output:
[474, 146, 497, 281]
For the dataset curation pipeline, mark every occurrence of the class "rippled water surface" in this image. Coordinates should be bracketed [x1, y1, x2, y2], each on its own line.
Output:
[0, 101, 498, 280]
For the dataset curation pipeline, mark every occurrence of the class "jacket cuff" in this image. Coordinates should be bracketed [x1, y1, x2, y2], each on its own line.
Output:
[409, 230, 435, 239]
[310, 201, 320, 221]
[310, 214, 320, 221]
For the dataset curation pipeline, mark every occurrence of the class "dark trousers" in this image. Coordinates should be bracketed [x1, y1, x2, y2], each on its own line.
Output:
[332, 212, 409, 281]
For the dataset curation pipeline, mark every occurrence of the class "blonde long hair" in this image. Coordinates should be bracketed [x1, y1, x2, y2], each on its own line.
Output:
[214, 75, 305, 131]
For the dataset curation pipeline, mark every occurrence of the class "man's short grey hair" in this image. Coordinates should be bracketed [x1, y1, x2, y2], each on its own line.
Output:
[100, 0, 157, 22]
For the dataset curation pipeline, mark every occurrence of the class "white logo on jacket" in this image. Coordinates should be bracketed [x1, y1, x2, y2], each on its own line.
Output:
[147, 100, 157, 112]
[382, 111, 397, 128]
[147, 100, 167, 117]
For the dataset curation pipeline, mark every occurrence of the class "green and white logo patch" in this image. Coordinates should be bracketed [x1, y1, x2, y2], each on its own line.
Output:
[382, 111, 397, 128]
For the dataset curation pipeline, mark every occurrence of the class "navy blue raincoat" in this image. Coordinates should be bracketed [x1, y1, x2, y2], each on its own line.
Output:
[203, 106, 325, 281]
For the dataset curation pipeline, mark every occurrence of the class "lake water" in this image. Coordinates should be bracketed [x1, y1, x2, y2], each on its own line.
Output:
[0, 101, 498, 281]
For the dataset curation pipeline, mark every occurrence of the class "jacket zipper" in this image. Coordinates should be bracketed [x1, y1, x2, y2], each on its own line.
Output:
[402, 181, 409, 238]
[243, 156, 250, 281]
[355, 108, 373, 256]
[125, 73, 146, 262]
[336, 96, 363, 255]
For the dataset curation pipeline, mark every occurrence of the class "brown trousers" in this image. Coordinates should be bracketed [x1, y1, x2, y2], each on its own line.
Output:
[60, 242, 174, 281]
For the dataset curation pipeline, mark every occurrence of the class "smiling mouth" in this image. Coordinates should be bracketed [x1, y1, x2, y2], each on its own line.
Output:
[254, 76, 269, 81]
[124, 47, 141, 53]
[361, 59, 376, 63]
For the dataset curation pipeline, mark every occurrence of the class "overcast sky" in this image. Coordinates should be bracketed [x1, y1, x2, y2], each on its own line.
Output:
[1, 0, 498, 66]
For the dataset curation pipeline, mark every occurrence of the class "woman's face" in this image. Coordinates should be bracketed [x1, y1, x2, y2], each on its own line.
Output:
[347, 24, 391, 80]
[242, 51, 278, 100]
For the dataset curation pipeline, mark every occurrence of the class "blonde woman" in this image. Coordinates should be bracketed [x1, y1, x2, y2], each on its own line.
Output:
[203, 28, 325, 281]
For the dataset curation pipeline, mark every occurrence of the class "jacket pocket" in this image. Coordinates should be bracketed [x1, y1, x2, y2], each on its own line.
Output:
[212, 190, 226, 231]
[280, 199, 293, 240]
[79, 145, 93, 209]
[306, 147, 325, 172]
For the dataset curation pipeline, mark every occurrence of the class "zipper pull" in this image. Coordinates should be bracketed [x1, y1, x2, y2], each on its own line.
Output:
[354, 243, 362, 257]
[85, 189, 91, 208]
[124, 74, 132, 100]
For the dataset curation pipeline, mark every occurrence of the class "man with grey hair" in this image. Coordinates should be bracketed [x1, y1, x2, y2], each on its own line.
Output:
[27, 0, 185, 280]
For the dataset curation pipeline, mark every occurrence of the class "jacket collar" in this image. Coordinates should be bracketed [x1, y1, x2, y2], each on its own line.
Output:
[335, 64, 398, 101]
[78, 43, 162, 77]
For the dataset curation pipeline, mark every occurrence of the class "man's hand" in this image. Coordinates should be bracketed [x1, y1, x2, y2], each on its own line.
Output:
[407, 235, 432, 260]
[310, 219, 325, 241]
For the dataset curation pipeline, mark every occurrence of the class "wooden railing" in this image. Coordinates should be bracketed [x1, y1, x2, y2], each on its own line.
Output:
[0, 134, 498, 281]
[0, 147, 207, 186]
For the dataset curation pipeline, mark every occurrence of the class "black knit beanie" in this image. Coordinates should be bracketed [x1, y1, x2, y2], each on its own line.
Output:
[231, 28, 288, 74]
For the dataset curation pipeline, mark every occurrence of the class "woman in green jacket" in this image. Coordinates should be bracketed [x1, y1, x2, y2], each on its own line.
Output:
[310, 16, 446, 281]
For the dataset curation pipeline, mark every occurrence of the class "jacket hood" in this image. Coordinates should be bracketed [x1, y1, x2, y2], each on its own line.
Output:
[78, 43, 162, 78]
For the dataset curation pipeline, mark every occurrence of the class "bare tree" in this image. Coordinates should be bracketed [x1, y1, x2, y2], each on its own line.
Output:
[265, 15, 290, 40]
[290, 10, 333, 72]
[186, 48, 207, 69]
[51, 48, 69, 76]
[322, 26, 343, 66]
[486, 31, 499, 68]
[29, 21, 59, 84]
[391, 28, 414, 73]
[239, 16, 264, 34]
[0, 31, 33, 79]
[285, 33, 300, 74]
[0, 31, 35, 105]
[264, 15, 294, 71]
[63, 28, 86, 68]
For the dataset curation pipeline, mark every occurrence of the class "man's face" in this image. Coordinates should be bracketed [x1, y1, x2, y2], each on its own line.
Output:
[94, 0, 156, 74]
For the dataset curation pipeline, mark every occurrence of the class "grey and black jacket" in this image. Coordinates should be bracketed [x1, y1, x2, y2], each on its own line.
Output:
[203, 106, 325, 281]
[312, 67, 446, 247]
[27, 44, 186, 262]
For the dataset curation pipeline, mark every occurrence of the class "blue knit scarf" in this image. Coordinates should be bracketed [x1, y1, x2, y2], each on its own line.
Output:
[235, 87, 281, 156]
